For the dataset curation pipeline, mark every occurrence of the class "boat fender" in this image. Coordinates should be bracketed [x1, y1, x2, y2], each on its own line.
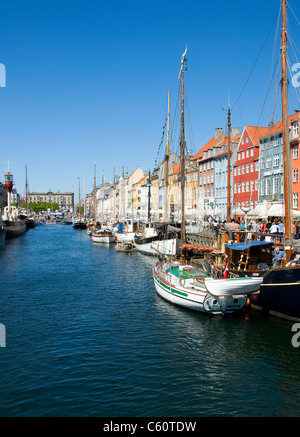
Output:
[179, 275, 185, 287]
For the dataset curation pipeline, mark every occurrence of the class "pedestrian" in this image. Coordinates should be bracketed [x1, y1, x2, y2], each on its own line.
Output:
[272, 246, 285, 267]
[278, 220, 284, 235]
[266, 219, 272, 233]
[270, 222, 279, 234]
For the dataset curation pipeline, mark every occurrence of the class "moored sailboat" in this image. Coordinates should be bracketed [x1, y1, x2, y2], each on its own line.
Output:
[153, 47, 262, 315]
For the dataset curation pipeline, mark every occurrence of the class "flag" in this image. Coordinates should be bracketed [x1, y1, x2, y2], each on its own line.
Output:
[223, 260, 229, 279]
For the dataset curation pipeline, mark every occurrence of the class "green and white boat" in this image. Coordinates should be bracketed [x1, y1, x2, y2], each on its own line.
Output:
[153, 259, 263, 315]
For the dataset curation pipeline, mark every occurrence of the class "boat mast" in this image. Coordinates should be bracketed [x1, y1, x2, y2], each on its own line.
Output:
[148, 170, 151, 220]
[113, 167, 116, 221]
[25, 165, 28, 212]
[180, 46, 187, 244]
[227, 102, 232, 222]
[93, 162, 96, 222]
[78, 177, 81, 220]
[281, 0, 293, 259]
[164, 90, 171, 222]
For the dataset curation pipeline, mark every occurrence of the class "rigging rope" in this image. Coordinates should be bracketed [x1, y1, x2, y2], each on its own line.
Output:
[231, 6, 281, 112]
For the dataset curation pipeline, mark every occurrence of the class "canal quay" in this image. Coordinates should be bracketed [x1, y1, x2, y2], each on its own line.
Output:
[0, 223, 300, 418]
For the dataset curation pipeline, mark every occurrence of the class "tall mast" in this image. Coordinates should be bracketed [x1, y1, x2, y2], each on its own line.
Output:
[281, 0, 293, 258]
[122, 167, 125, 218]
[148, 170, 151, 220]
[180, 46, 187, 244]
[94, 162, 96, 221]
[227, 104, 232, 222]
[164, 90, 171, 222]
[113, 167, 116, 221]
[78, 177, 81, 220]
[25, 165, 28, 212]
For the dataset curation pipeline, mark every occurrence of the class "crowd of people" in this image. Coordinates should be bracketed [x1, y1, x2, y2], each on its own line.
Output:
[199, 216, 300, 239]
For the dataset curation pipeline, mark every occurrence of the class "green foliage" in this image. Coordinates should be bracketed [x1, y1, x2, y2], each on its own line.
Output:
[29, 202, 59, 212]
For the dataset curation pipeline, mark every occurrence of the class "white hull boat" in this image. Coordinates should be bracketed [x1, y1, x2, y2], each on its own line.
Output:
[135, 237, 178, 256]
[92, 230, 115, 244]
[115, 232, 136, 242]
[153, 259, 263, 315]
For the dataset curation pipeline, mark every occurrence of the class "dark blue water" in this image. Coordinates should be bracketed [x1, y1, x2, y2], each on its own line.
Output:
[0, 224, 300, 417]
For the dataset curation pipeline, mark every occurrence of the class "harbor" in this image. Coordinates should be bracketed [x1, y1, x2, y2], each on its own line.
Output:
[1, 223, 300, 417]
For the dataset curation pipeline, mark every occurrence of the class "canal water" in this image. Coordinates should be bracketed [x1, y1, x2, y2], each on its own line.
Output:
[0, 223, 300, 417]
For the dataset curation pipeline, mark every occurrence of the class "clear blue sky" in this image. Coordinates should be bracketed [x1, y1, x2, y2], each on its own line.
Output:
[1, 0, 300, 200]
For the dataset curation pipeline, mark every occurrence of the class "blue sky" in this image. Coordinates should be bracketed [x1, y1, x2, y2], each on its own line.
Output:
[1, 0, 300, 200]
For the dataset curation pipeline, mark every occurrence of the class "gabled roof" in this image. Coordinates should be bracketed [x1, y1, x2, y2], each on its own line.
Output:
[242, 126, 269, 147]
[191, 134, 225, 161]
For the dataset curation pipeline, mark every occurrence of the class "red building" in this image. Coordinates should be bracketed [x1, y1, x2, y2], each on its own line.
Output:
[233, 126, 268, 218]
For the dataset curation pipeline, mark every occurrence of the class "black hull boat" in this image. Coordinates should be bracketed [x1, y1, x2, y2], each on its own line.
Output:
[73, 221, 86, 229]
[225, 240, 300, 322]
[0, 223, 6, 246]
[249, 266, 300, 321]
[5, 220, 27, 239]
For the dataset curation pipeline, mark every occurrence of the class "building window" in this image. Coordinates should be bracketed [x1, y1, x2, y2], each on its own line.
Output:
[273, 177, 280, 195]
[238, 166, 241, 175]
[251, 163, 254, 172]
[246, 181, 249, 192]
[293, 193, 299, 209]
[234, 167, 237, 176]
[293, 145, 299, 159]
[246, 164, 249, 173]
[293, 121, 299, 138]
[273, 154, 280, 167]
[242, 165, 245, 174]
[246, 150, 249, 158]
[266, 179, 271, 195]
[293, 169, 299, 182]
[242, 182, 245, 193]
[266, 158, 271, 169]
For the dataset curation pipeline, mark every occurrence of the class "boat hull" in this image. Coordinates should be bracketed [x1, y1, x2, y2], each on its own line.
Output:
[249, 265, 300, 321]
[0, 226, 6, 246]
[5, 221, 27, 238]
[115, 232, 135, 242]
[135, 237, 178, 256]
[204, 276, 263, 296]
[153, 261, 248, 315]
[92, 234, 115, 244]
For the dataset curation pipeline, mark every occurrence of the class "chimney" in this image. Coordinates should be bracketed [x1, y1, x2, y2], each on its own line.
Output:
[215, 128, 223, 139]
[231, 127, 240, 137]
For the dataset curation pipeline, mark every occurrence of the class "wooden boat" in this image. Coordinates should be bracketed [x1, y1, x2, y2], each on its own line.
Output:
[135, 223, 178, 256]
[92, 228, 115, 243]
[115, 241, 136, 252]
[154, 258, 262, 315]
[3, 206, 26, 239]
[114, 218, 138, 242]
